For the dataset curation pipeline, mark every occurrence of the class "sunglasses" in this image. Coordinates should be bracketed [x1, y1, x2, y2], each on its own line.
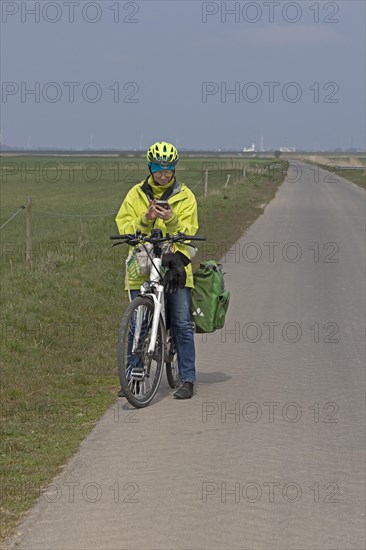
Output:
[154, 170, 174, 177]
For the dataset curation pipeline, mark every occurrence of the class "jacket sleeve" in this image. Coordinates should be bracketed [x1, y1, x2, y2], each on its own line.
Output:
[165, 188, 199, 236]
[115, 188, 153, 234]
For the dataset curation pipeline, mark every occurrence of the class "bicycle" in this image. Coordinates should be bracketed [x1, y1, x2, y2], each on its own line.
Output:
[110, 230, 206, 408]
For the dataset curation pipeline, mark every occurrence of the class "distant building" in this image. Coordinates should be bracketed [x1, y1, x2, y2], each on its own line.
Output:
[243, 143, 257, 152]
[280, 146, 296, 152]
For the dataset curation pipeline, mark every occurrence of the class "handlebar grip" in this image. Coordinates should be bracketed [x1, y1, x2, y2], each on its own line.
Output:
[110, 234, 131, 240]
[183, 235, 207, 241]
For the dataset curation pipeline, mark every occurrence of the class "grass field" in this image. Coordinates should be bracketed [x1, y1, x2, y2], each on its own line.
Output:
[0, 155, 288, 542]
[290, 153, 365, 167]
[333, 168, 366, 189]
[290, 154, 366, 189]
[310, 163, 366, 189]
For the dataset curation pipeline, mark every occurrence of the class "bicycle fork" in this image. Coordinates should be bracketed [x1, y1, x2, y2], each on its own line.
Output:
[130, 256, 165, 384]
[146, 256, 165, 356]
[131, 286, 164, 361]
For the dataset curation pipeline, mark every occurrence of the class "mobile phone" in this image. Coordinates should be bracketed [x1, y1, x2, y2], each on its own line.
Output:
[155, 200, 170, 210]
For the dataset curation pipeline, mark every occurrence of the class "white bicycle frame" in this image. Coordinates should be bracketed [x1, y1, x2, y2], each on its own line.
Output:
[131, 254, 166, 357]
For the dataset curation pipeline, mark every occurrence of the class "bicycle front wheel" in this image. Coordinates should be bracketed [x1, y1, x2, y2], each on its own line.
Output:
[118, 296, 164, 408]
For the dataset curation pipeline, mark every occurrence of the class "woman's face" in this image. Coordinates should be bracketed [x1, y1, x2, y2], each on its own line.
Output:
[152, 170, 174, 185]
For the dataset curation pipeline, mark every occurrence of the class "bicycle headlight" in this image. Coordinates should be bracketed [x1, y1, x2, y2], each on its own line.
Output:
[141, 282, 151, 294]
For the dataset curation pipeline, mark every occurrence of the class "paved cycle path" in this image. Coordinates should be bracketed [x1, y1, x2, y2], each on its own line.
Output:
[7, 163, 365, 549]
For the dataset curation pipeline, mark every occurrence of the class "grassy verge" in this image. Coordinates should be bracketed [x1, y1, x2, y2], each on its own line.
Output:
[331, 168, 366, 189]
[317, 162, 365, 189]
[0, 156, 288, 542]
[317, 164, 366, 190]
[294, 157, 366, 190]
[288, 153, 365, 169]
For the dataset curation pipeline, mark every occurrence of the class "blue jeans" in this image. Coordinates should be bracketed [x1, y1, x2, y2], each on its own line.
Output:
[130, 288, 196, 383]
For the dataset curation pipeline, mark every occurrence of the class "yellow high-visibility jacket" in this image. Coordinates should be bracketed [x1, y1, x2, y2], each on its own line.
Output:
[115, 176, 199, 289]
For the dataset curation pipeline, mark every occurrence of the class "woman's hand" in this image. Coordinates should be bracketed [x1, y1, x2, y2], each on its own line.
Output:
[146, 200, 173, 221]
[145, 200, 157, 221]
[155, 202, 173, 221]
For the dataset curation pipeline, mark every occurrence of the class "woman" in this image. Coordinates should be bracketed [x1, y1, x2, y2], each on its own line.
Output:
[115, 141, 199, 399]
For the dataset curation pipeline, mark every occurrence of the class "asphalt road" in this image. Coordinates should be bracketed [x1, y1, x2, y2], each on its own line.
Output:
[7, 162, 365, 550]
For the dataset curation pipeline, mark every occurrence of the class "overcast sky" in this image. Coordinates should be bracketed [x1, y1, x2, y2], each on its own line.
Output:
[1, 0, 365, 150]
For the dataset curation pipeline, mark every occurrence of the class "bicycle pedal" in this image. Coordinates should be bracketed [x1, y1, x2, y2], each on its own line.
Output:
[130, 368, 144, 381]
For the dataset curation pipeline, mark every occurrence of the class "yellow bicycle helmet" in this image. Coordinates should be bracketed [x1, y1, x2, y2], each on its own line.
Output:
[147, 141, 179, 165]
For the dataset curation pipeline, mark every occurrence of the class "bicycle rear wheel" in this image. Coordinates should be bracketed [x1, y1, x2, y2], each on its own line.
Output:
[166, 333, 180, 388]
[118, 296, 164, 408]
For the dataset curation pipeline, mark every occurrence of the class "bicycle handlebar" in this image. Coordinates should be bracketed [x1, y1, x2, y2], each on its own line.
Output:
[110, 234, 135, 240]
[110, 232, 206, 244]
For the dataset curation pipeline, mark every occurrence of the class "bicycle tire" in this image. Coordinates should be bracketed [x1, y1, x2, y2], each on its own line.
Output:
[118, 296, 164, 408]
[166, 333, 180, 388]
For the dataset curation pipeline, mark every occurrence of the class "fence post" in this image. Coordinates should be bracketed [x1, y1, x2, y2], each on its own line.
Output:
[224, 174, 231, 188]
[243, 165, 248, 179]
[204, 169, 208, 196]
[25, 196, 32, 270]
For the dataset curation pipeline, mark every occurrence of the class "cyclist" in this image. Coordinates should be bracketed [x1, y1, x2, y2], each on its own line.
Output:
[115, 141, 199, 399]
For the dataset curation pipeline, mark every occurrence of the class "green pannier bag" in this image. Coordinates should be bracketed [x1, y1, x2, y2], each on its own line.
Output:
[190, 260, 231, 333]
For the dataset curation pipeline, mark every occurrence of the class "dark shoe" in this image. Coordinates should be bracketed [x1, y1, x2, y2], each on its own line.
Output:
[118, 388, 125, 397]
[173, 381, 194, 400]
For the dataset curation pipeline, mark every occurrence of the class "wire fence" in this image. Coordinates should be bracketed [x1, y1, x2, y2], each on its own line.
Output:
[32, 209, 117, 218]
[0, 206, 25, 231]
[1, 162, 285, 270]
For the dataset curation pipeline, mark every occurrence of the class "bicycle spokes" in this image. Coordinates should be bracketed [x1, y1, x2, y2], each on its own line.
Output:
[118, 297, 164, 407]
